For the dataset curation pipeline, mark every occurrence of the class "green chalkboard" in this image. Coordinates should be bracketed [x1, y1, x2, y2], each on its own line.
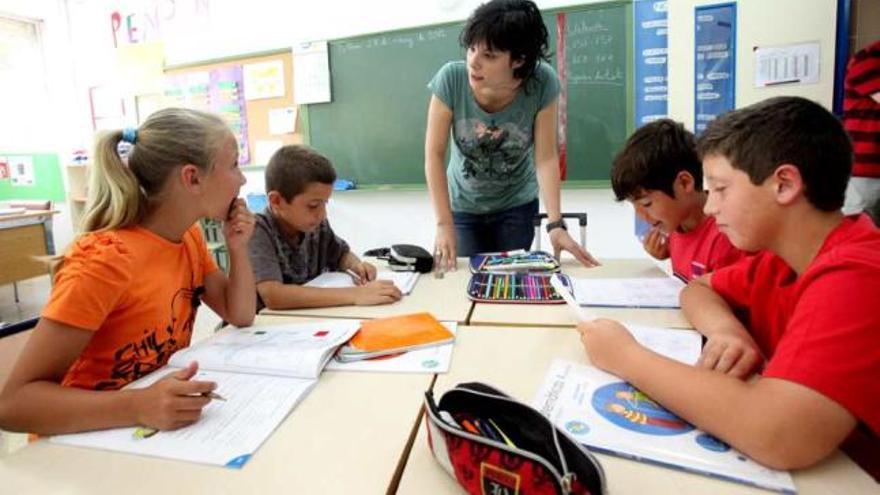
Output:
[0, 153, 65, 201]
[307, 1, 631, 186]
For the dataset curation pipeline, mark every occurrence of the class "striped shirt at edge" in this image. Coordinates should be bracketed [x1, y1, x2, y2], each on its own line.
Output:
[844, 40, 880, 178]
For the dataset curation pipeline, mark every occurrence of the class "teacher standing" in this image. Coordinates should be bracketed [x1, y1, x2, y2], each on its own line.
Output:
[425, 0, 599, 269]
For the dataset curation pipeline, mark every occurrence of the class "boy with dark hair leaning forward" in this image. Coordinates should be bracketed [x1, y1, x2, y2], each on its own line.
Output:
[611, 118, 745, 280]
[579, 97, 880, 478]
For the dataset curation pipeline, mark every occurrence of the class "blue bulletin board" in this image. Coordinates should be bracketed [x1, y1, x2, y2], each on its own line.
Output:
[634, 0, 669, 127]
[694, 3, 736, 135]
[633, 0, 669, 239]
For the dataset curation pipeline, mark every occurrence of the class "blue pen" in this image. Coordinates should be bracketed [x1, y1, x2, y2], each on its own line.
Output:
[474, 418, 500, 441]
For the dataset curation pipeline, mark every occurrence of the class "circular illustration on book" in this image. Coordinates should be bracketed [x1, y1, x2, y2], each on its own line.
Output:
[695, 432, 731, 453]
[422, 359, 440, 369]
[592, 382, 694, 436]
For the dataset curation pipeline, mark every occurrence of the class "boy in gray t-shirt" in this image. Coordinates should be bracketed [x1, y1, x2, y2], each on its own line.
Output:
[248, 145, 402, 309]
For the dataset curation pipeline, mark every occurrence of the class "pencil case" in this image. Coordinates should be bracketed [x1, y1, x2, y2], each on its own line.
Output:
[469, 250, 561, 273]
[466, 272, 572, 304]
[424, 382, 605, 495]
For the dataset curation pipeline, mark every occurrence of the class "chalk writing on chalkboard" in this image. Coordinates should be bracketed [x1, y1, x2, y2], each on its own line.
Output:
[339, 28, 450, 54]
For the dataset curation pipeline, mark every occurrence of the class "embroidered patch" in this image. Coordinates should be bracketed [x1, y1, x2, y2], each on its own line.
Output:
[481, 462, 521, 495]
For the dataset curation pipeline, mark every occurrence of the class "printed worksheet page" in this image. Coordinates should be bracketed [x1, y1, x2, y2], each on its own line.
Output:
[52, 368, 316, 468]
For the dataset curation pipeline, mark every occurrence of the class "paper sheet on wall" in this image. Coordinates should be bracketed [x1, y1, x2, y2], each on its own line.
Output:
[9, 156, 34, 186]
[268, 106, 297, 135]
[52, 369, 316, 468]
[292, 41, 331, 104]
[243, 60, 285, 100]
[754, 42, 820, 87]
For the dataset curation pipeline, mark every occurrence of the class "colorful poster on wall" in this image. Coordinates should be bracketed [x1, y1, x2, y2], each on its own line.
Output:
[163, 67, 250, 165]
[163, 71, 210, 111]
[210, 66, 250, 165]
[694, 3, 736, 135]
[633, 0, 669, 240]
[0, 157, 9, 180]
[243, 60, 285, 100]
[634, 0, 669, 127]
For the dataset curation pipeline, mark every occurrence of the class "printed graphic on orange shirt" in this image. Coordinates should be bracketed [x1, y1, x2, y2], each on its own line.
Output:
[95, 286, 200, 390]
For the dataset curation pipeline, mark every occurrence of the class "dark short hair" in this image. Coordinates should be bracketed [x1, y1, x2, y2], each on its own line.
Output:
[697, 96, 853, 212]
[610, 119, 701, 201]
[460, 0, 549, 83]
[265, 145, 336, 201]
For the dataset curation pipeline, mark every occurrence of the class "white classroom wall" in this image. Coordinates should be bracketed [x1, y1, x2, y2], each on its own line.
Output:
[1, 0, 840, 260]
[667, 0, 839, 128]
[0, 0, 81, 251]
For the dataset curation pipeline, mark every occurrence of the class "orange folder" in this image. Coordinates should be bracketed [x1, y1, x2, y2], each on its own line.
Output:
[339, 312, 454, 361]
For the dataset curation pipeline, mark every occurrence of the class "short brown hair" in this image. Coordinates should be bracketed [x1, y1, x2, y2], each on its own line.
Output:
[611, 119, 701, 201]
[697, 96, 852, 212]
[265, 145, 336, 201]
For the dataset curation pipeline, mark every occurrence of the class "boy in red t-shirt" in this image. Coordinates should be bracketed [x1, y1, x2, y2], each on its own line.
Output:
[581, 97, 880, 478]
[611, 119, 745, 280]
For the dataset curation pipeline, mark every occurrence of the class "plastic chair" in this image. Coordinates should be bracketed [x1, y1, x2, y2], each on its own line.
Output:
[199, 219, 228, 272]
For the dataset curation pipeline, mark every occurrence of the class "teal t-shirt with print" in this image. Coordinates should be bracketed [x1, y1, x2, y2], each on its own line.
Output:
[428, 60, 560, 214]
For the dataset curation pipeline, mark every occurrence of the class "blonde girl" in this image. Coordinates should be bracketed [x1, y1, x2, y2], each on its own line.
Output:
[0, 108, 255, 434]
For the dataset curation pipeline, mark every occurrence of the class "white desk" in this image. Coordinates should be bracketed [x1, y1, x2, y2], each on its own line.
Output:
[396, 326, 877, 494]
[0, 316, 432, 494]
[469, 258, 692, 328]
[261, 258, 474, 323]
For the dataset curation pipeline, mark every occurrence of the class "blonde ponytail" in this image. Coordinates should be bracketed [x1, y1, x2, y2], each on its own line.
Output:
[80, 130, 145, 232]
[79, 108, 231, 234]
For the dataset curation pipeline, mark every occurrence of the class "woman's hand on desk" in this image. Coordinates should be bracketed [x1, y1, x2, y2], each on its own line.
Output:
[550, 228, 600, 268]
[133, 361, 216, 430]
[352, 280, 402, 306]
[434, 223, 458, 272]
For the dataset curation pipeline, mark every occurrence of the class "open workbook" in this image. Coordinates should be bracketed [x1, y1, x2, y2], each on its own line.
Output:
[533, 357, 797, 494]
[305, 270, 420, 294]
[571, 276, 685, 309]
[51, 320, 359, 468]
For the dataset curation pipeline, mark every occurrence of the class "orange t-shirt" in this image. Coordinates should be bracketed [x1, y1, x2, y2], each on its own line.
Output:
[42, 224, 219, 390]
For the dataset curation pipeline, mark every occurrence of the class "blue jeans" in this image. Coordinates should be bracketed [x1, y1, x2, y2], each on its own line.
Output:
[453, 199, 539, 256]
